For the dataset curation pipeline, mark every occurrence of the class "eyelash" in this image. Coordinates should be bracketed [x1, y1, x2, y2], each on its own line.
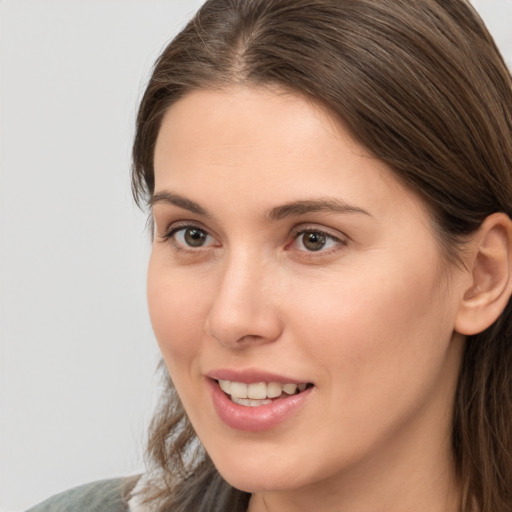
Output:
[159, 223, 216, 252]
[159, 223, 347, 257]
[289, 227, 347, 256]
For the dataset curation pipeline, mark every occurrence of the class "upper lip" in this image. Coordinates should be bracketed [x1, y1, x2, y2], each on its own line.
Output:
[206, 368, 311, 385]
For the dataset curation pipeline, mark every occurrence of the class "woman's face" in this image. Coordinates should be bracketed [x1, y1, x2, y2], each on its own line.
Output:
[148, 86, 466, 500]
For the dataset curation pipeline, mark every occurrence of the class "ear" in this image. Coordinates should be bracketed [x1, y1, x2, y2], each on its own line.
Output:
[455, 213, 512, 336]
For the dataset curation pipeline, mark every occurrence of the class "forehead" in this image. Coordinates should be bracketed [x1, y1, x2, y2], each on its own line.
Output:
[155, 86, 373, 181]
[157, 85, 346, 149]
[153, 86, 430, 224]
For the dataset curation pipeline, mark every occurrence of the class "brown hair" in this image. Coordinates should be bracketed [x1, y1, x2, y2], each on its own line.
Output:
[131, 1, 512, 510]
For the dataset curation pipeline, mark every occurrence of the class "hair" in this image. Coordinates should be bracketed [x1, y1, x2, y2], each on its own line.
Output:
[131, 1, 512, 511]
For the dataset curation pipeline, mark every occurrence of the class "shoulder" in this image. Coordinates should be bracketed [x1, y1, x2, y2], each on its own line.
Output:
[26, 477, 135, 512]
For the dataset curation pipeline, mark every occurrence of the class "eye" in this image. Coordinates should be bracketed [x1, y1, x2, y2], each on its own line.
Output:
[163, 225, 216, 249]
[177, 227, 210, 247]
[290, 228, 345, 253]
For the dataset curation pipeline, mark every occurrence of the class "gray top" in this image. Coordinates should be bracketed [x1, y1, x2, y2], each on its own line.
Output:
[26, 478, 130, 512]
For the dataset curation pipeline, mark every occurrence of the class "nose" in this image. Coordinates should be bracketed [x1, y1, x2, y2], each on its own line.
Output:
[205, 251, 283, 348]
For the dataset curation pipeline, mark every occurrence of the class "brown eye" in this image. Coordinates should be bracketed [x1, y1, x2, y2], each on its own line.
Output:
[301, 231, 327, 251]
[183, 227, 208, 247]
[170, 226, 213, 248]
[289, 228, 344, 255]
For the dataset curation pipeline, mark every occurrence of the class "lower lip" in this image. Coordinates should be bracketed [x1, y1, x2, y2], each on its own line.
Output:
[208, 379, 313, 432]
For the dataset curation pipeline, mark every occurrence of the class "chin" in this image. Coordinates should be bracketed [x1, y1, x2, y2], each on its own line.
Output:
[219, 467, 299, 494]
[205, 445, 330, 495]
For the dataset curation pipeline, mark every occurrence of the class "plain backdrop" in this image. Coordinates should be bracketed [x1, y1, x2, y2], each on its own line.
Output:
[0, 1, 511, 510]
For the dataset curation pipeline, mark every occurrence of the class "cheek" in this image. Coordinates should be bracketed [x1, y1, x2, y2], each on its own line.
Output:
[279, 266, 458, 468]
[147, 257, 208, 368]
[290, 257, 454, 398]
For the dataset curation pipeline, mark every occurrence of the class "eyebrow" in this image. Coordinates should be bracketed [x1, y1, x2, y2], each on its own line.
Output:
[149, 190, 371, 220]
[149, 191, 210, 217]
[267, 198, 371, 221]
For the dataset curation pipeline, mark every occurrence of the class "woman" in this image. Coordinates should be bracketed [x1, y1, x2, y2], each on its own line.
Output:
[29, 0, 512, 511]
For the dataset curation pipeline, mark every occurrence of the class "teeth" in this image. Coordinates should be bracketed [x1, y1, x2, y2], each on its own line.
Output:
[247, 382, 267, 399]
[230, 381, 248, 399]
[282, 383, 298, 395]
[218, 380, 231, 394]
[267, 382, 282, 398]
[218, 380, 309, 401]
[231, 396, 273, 407]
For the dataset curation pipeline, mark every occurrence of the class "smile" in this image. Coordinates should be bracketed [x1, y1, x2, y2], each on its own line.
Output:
[217, 380, 311, 407]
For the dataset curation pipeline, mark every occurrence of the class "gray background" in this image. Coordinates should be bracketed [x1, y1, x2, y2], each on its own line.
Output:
[0, 1, 511, 510]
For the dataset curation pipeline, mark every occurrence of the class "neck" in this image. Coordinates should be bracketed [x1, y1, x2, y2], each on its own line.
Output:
[248, 334, 466, 512]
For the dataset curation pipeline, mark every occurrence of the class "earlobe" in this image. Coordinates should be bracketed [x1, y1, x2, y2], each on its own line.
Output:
[455, 213, 512, 336]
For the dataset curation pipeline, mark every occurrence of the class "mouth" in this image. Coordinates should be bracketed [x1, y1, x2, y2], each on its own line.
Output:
[207, 373, 315, 431]
[216, 379, 314, 407]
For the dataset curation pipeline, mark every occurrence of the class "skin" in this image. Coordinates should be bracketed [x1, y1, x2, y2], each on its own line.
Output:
[148, 86, 469, 512]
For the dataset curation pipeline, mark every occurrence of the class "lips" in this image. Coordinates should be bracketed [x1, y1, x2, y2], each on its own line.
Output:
[206, 370, 314, 431]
